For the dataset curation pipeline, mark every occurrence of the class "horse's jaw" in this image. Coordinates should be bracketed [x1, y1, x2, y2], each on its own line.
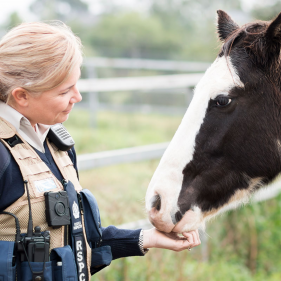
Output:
[172, 177, 262, 233]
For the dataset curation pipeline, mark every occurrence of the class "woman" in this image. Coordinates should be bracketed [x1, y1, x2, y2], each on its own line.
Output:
[0, 21, 200, 280]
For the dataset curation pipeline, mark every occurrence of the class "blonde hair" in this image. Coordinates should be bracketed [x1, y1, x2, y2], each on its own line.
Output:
[0, 21, 83, 102]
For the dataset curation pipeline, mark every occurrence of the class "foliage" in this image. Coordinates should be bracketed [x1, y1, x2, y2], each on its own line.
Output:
[25, 0, 243, 61]
[251, 2, 281, 21]
[30, 0, 90, 22]
[87, 12, 185, 59]
[4, 12, 23, 30]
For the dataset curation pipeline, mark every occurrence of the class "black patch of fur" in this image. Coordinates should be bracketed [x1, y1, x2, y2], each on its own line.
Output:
[178, 11, 281, 214]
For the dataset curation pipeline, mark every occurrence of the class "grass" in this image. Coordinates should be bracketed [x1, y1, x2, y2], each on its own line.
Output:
[64, 109, 181, 225]
[79, 160, 159, 226]
[64, 109, 182, 154]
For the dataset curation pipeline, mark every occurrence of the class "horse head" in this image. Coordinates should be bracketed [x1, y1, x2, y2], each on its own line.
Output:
[145, 10, 281, 233]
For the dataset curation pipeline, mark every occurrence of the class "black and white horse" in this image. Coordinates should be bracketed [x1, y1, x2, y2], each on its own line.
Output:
[145, 10, 281, 233]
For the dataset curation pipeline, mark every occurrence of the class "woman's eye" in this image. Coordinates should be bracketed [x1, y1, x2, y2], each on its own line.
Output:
[216, 96, 231, 107]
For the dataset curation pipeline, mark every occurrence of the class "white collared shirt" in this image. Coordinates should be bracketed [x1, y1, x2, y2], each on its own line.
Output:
[0, 101, 50, 153]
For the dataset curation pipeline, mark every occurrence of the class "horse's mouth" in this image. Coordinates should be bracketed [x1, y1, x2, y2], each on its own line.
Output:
[172, 208, 203, 233]
[148, 201, 204, 233]
[148, 207, 175, 233]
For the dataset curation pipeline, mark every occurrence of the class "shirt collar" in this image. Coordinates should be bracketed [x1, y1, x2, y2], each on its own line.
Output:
[0, 101, 50, 152]
[0, 101, 24, 132]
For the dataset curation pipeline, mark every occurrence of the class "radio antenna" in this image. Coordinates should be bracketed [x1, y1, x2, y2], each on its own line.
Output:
[24, 180, 33, 237]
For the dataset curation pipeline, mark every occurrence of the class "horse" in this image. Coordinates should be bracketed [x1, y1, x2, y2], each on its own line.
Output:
[145, 10, 281, 234]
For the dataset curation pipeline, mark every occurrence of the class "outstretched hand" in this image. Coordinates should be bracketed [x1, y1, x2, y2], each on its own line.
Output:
[143, 228, 201, 252]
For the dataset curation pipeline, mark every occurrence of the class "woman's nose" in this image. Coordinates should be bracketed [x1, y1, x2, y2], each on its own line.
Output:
[71, 85, 82, 103]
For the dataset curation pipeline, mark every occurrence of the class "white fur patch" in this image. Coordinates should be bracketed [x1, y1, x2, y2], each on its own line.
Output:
[145, 56, 244, 231]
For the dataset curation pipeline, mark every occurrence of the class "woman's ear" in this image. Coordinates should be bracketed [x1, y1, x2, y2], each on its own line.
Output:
[9, 88, 30, 107]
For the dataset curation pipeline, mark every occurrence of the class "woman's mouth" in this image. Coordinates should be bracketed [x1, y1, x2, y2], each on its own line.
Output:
[63, 107, 73, 114]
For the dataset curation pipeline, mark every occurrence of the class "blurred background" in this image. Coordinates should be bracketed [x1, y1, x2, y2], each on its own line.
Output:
[2, 0, 281, 280]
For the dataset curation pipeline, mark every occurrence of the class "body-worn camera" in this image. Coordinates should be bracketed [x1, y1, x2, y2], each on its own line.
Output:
[45, 191, 71, 227]
[18, 226, 50, 262]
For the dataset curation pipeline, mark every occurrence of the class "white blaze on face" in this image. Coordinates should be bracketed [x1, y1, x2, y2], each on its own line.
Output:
[145, 56, 244, 232]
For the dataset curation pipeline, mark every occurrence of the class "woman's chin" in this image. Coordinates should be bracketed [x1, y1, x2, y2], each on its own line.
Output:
[57, 113, 70, 124]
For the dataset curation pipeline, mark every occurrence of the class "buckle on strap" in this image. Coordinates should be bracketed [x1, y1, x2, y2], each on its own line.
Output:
[4, 135, 23, 147]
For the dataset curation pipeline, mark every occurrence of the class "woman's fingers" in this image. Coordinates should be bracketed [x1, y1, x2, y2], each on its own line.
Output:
[143, 228, 201, 252]
[182, 230, 201, 248]
[181, 232, 194, 247]
[194, 229, 201, 246]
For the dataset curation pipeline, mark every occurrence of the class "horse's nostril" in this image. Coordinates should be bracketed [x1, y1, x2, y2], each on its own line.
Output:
[175, 211, 183, 223]
[151, 194, 161, 211]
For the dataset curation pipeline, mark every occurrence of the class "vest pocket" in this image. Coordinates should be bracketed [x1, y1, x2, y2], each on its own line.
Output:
[79, 189, 102, 247]
[0, 241, 16, 281]
[19, 261, 52, 281]
[79, 190, 113, 274]
[50, 245, 78, 281]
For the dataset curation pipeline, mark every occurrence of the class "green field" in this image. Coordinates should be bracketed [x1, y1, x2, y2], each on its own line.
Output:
[64, 110, 281, 280]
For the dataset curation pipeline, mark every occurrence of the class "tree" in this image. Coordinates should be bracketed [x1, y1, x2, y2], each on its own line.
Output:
[29, 0, 92, 23]
[251, 2, 281, 21]
[4, 12, 23, 29]
[88, 12, 184, 59]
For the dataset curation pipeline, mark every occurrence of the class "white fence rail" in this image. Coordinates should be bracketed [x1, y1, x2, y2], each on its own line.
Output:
[77, 142, 169, 170]
[83, 57, 211, 72]
[78, 59, 209, 125]
[77, 73, 203, 93]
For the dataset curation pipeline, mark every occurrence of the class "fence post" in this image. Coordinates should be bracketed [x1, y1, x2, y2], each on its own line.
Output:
[85, 64, 99, 128]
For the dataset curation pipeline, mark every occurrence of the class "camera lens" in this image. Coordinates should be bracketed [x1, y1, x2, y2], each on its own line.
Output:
[55, 202, 66, 216]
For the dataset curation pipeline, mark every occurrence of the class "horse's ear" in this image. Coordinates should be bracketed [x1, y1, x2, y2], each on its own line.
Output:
[265, 12, 281, 43]
[217, 10, 239, 41]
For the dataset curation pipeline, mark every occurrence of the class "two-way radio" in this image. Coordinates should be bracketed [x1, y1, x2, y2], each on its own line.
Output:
[48, 123, 75, 151]
[18, 180, 50, 263]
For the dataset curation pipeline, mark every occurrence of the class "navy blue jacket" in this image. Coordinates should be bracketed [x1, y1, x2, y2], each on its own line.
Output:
[0, 140, 143, 260]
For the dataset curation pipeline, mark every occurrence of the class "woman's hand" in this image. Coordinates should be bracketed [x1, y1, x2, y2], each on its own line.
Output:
[142, 228, 201, 252]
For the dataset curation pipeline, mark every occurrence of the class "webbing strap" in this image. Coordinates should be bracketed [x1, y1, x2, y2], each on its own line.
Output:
[56, 155, 73, 168]
[0, 117, 17, 139]
[20, 162, 50, 176]
[0, 118, 47, 179]
[64, 180, 89, 281]
[15, 148, 37, 160]
[47, 140, 69, 180]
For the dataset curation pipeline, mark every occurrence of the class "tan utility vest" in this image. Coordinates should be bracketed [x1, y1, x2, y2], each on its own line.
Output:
[0, 117, 91, 279]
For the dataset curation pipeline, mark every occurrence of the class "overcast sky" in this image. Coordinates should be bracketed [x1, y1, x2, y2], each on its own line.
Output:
[0, 0, 152, 24]
[0, 0, 269, 25]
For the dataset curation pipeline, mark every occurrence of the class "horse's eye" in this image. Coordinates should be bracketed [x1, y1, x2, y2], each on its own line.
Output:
[216, 96, 231, 107]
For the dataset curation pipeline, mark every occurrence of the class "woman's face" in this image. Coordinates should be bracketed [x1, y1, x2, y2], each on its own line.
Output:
[23, 65, 82, 126]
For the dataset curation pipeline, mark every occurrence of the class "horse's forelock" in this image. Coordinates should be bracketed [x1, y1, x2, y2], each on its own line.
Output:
[222, 19, 281, 75]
